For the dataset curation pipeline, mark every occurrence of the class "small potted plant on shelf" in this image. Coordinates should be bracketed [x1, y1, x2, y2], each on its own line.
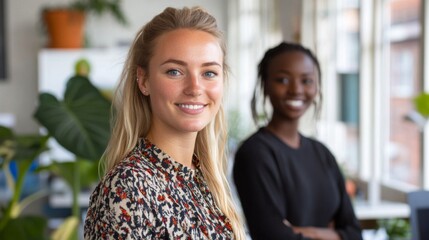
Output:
[414, 92, 429, 118]
[42, 0, 128, 48]
[405, 92, 429, 130]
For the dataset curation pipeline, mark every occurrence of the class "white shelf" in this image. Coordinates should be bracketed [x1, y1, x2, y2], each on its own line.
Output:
[38, 47, 128, 98]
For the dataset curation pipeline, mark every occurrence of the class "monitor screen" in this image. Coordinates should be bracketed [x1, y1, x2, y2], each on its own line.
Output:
[417, 207, 429, 240]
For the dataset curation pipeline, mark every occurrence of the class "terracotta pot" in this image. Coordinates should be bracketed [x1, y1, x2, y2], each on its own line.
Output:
[43, 9, 85, 48]
[345, 179, 357, 199]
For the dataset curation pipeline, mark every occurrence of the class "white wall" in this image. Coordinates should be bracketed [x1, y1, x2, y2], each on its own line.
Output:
[0, 0, 227, 133]
[86, 0, 228, 48]
[279, 0, 302, 43]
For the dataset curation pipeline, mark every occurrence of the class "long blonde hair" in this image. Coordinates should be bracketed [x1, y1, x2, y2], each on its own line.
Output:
[103, 6, 245, 239]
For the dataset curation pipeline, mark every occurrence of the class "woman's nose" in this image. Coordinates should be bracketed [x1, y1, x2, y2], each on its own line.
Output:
[183, 73, 202, 96]
[287, 80, 303, 94]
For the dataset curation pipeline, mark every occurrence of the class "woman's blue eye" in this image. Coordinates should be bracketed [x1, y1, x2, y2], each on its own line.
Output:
[166, 69, 181, 76]
[204, 71, 217, 78]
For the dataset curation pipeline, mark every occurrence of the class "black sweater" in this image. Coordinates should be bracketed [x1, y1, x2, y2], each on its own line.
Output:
[233, 128, 362, 240]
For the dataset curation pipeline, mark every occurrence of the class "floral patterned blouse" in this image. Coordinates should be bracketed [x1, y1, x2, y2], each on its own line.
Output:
[84, 138, 234, 239]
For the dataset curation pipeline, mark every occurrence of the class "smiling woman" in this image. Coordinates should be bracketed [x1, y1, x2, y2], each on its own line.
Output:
[233, 42, 362, 240]
[83, 6, 245, 240]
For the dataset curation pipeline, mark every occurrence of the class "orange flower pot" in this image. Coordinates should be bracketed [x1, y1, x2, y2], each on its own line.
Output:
[43, 9, 85, 48]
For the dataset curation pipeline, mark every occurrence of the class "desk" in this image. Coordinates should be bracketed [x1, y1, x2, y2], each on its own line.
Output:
[354, 200, 410, 232]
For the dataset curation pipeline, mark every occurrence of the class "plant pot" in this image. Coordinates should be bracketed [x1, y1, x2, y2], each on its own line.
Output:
[345, 178, 357, 199]
[43, 9, 85, 48]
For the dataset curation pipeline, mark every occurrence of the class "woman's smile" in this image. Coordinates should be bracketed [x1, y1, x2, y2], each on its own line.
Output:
[176, 102, 207, 114]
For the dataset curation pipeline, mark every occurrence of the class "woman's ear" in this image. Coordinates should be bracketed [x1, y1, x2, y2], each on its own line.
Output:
[136, 67, 150, 96]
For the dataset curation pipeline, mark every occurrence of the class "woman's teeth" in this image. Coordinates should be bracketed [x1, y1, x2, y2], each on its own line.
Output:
[285, 100, 304, 107]
[178, 104, 204, 110]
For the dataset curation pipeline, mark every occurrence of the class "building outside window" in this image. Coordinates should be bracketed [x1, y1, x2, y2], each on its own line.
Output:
[386, 0, 422, 188]
[305, 0, 425, 212]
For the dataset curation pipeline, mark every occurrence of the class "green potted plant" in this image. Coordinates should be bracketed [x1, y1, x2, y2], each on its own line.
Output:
[405, 92, 429, 130]
[33, 60, 111, 239]
[0, 59, 112, 239]
[42, 0, 128, 48]
[378, 218, 411, 240]
[0, 126, 50, 240]
[414, 92, 429, 118]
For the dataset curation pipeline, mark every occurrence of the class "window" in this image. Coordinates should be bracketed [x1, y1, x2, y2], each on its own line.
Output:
[336, 0, 361, 178]
[306, 0, 362, 182]
[385, 0, 422, 188]
[305, 0, 425, 212]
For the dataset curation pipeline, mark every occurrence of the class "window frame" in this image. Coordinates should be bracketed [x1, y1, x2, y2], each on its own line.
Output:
[308, 0, 428, 207]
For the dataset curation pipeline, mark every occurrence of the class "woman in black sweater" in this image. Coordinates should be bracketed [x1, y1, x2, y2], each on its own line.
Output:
[233, 42, 362, 240]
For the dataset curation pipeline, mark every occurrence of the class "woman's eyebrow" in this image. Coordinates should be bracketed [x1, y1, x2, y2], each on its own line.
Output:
[202, 61, 222, 67]
[161, 59, 187, 66]
[160, 59, 221, 68]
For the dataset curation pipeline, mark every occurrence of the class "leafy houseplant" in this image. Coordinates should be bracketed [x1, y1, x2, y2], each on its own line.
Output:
[42, 0, 128, 48]
[0, 63, 112, 239]
[69, 0, 128, 24]
[378, 218, 411, 240]
[34, 73, 111, 239]
[414, 92, 429, 118]
[405, 92, 429, 129]
[0, 126, 49, 240]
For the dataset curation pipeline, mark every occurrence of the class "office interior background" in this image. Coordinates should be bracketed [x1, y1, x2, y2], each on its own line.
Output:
[0, 0, 427, 239]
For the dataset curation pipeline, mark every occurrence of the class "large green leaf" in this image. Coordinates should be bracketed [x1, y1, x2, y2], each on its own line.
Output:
[0, 126, 14, 167]
[13, 135, 50, 162]
[0, 126, 49, 167]
[0, 126, 13, 140]
[34, 76, 111, 160]
[0, 215, 47, 240]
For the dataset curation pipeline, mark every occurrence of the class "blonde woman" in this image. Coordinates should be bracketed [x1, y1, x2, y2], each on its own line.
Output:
[84, 6, 245, 239]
